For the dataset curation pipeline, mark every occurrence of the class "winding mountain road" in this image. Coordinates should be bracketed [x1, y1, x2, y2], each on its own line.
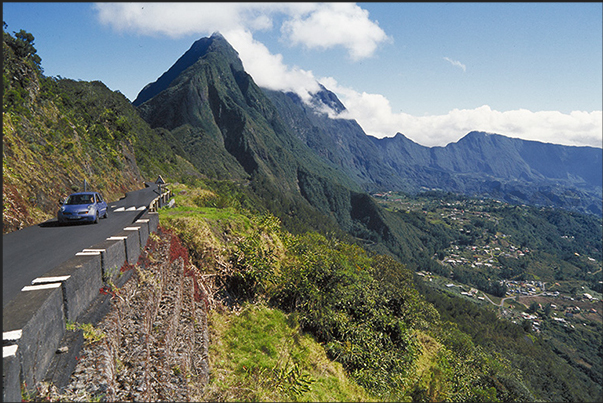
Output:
[2, 183, 162, 308]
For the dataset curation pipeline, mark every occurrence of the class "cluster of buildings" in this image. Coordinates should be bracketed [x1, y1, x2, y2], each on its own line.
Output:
[506, 292, 600, 332]
[503, 280, 546, 296]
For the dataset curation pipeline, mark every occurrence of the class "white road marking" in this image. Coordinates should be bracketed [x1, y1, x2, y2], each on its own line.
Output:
[22, 283, 62, 291]
[107, 236, 127, 241]
[3, 345, 18, 358]
[32, 276, 71, 285]
[3, 330, 22, 341]
[113, 206, 146, 212]
[76, 251, 101, 256]
[123, 227, 140, 231]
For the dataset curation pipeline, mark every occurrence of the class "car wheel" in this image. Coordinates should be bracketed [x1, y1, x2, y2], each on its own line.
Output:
[103, 209, 108, 219]
[94, 212, 99, 224]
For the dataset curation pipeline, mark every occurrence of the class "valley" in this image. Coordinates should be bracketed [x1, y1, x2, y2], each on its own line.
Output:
[374, 190, 601, 303]
[375, 191, 602, 401]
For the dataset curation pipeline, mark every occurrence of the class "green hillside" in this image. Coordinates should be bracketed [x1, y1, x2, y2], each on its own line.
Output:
[2, 27, 201, 233]
[134, 34, 371, 237]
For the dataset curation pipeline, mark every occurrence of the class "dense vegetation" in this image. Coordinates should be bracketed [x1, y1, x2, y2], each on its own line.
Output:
[417, 280, 602, 402]
[158, 183, 543, 401]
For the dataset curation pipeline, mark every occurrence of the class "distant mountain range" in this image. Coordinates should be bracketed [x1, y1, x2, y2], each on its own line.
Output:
[135, 33, 602, 217]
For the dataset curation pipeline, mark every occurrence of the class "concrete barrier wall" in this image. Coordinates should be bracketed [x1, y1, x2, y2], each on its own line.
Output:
[108, 229, 140, 266]
[149, 188, 172, 212]
[147, 211, 159, 234]
[80, 239, 127, 284]
[3, 284, 65, 393]
[2, 190, 170, 400]
[132, 220, 150, 251]
[37, 254, 103, 322]
[2, 353, 20, 402]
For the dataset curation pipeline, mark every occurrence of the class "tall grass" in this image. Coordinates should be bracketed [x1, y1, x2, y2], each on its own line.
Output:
[198, 303, 375, 402]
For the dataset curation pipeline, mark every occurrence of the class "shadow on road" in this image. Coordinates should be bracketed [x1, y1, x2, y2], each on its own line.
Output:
[38, 220, 90, 228]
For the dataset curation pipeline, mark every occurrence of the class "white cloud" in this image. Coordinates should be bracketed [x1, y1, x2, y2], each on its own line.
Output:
[280, 3, 391, 61]
[94, 3, 281, 37]
[321, 78, 602, 148]
[443, 57, 466, 72]
[93, 3, 388, 59]
[220, 28, 321, 103]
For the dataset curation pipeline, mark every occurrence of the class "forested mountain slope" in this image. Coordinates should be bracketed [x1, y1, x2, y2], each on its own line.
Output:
[263, 88, 411, 192]
[371, 131, 602, 215]
[133, 33, 419, 250]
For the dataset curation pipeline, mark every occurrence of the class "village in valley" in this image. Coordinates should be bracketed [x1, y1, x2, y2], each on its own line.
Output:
[372, 191, 603, 331]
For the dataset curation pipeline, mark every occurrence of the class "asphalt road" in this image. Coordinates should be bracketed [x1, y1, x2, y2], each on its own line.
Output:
[2, 183, 163, 308]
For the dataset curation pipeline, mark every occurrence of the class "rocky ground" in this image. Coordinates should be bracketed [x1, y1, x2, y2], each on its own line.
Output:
[31, 228, 214, 402]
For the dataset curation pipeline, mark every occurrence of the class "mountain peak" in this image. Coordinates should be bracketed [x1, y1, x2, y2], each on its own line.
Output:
[460, 131, 497, 141]
[309, 84, 346, 115]
[133, 32, 239, 106]
[209, 31, 224, 40]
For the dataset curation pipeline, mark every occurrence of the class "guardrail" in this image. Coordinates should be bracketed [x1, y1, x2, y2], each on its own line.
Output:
[2, 190, 172, 401]
[149, 186, 173, 212]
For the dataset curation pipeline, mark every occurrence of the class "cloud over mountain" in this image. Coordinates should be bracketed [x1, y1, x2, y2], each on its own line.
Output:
[94, 2, 387, 103]
[317, 77, 602, 148]
[94, 3, 388, 61]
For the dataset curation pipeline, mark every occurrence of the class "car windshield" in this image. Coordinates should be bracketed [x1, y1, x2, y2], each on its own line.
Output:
[65, 194, 94, 205]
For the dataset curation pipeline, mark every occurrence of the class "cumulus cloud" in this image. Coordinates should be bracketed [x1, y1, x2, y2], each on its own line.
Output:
[280, 3, 391, 60]
[323, 78, 602, 148]
[94, 3, 279, 37]
[93, 3, 389, 60]
[443, 57, 466, 72]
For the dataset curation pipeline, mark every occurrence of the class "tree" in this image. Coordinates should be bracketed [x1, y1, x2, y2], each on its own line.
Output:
[526, 301, 539, 314]
[522, 319, 532, 333]
[5, 27, 42, 69]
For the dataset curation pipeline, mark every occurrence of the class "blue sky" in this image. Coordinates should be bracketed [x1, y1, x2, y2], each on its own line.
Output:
[3, 2, 602, 148]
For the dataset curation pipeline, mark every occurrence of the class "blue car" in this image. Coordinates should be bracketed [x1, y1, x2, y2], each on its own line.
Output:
[57, 191, 108, 225]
